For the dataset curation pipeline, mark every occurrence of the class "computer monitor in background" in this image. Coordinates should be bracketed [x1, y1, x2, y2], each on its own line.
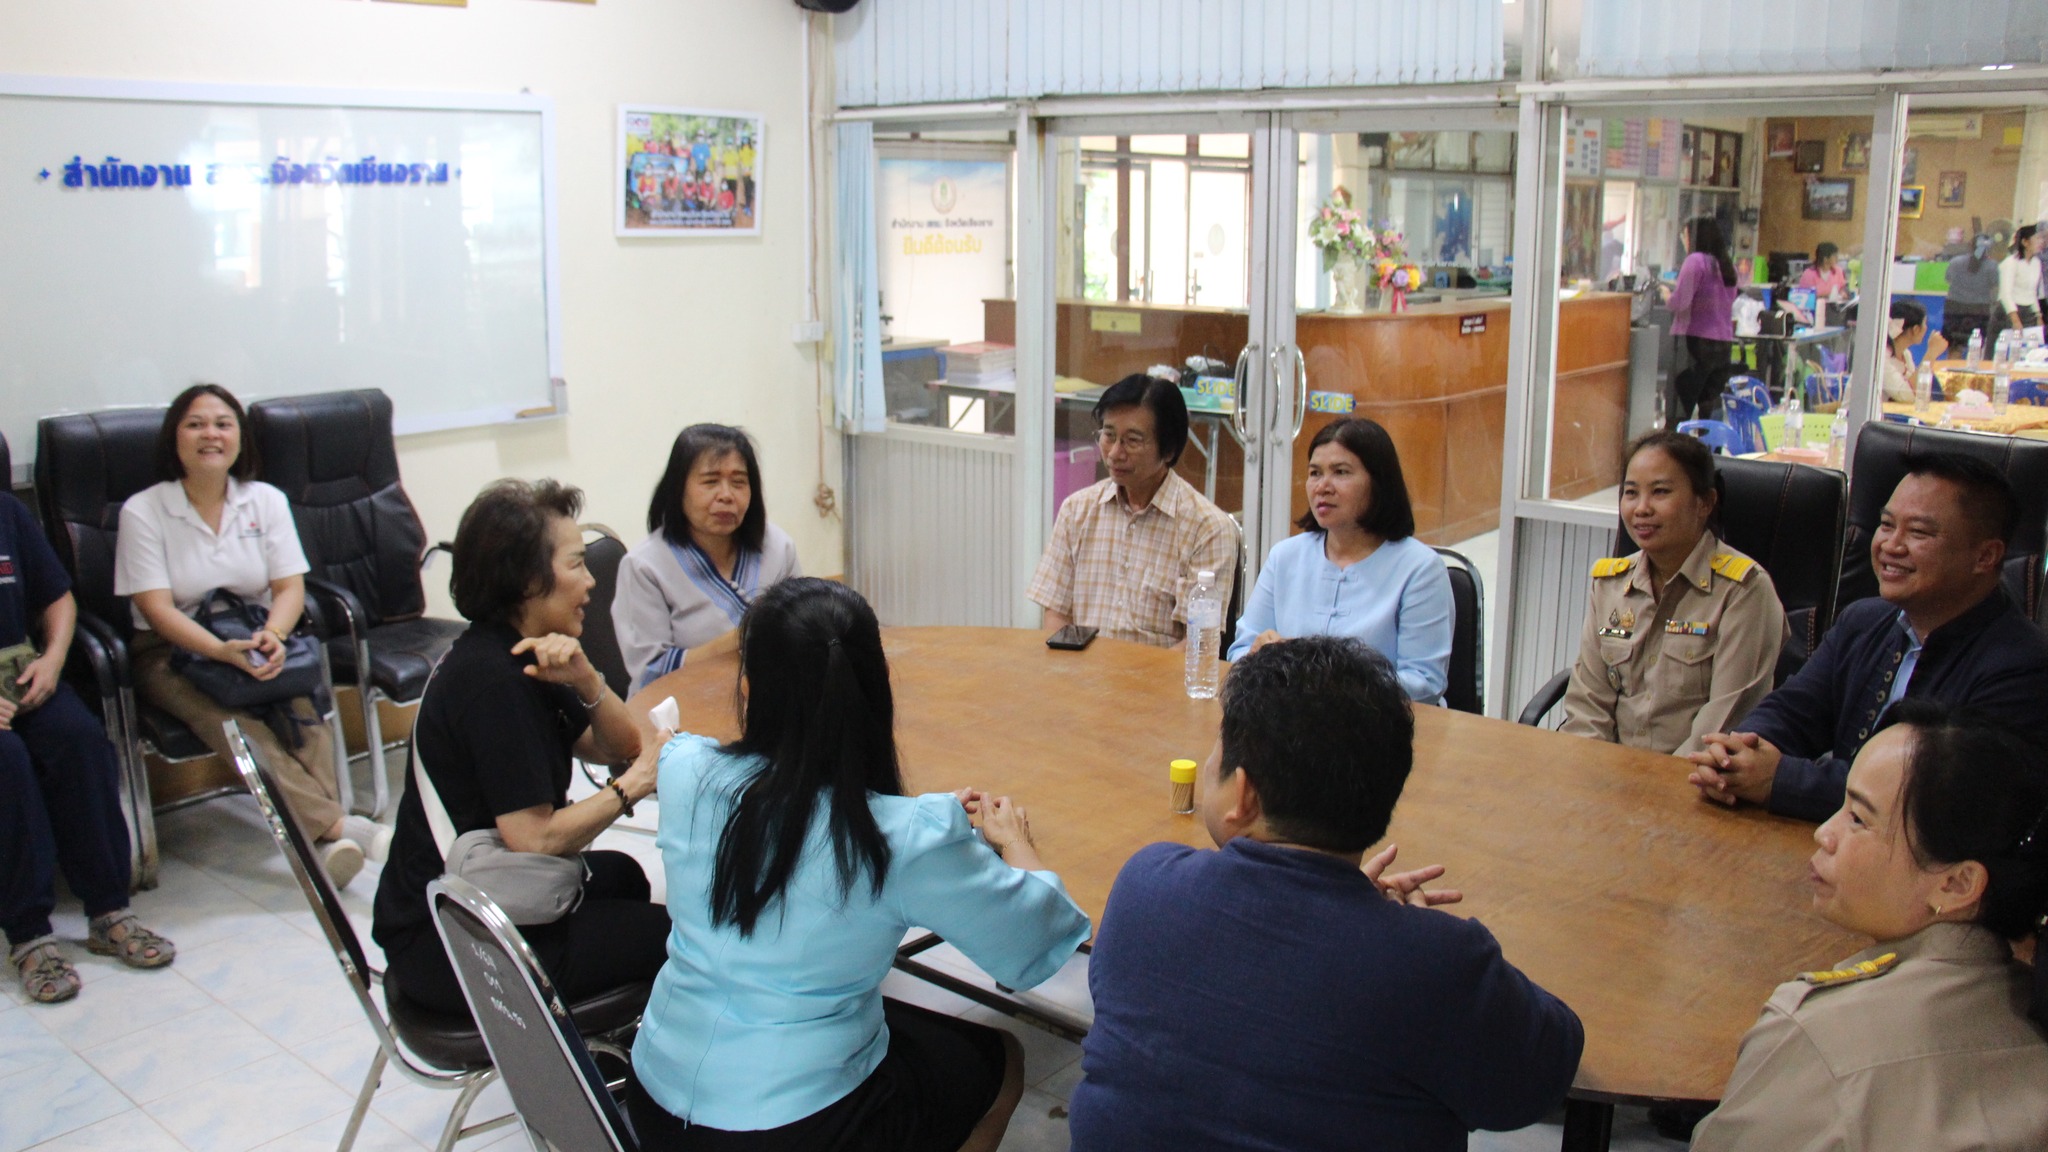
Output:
[1767, 251, 1808, 286]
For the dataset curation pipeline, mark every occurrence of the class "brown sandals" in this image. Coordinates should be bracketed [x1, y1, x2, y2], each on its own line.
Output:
[10, 938, 80, 1004]
[86, 911, 177, 969]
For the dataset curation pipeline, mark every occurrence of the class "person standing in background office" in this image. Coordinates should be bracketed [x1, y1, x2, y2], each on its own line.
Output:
[613, 424, 800, 692]
[1940, 234, 1999, 356]
[1028, 373, 1238, 648]
[1796, 242, 1850, 304]
[1660, 217, 1741, 422]
[1989, 225, 2043, 349]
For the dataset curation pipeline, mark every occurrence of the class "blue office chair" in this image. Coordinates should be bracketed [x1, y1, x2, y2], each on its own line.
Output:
[1676, 420, 1741, 455]
[1721, 375, 1771, 454]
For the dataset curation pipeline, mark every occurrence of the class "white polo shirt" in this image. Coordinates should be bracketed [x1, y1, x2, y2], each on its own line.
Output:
[114, 478, 310, 630]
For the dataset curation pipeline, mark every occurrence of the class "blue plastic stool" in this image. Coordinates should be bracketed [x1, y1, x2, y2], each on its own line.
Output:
[1676, 420, 1741, 455]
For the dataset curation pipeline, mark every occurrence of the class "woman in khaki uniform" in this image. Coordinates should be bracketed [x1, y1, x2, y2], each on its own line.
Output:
[1560, 432, 1785, 757]
[1691, 700, 2048, 1151]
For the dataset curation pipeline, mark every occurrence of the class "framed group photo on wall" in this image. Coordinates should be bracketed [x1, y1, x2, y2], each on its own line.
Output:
[1803, 176, 1855, 221]
[617, 105, 762, 237]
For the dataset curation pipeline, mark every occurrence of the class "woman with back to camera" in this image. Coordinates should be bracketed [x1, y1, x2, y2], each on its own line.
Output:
[1690, 701, 2048, 1150]
[630, 577, 1092, 1151]
[1941, 233, 1999, 356]
[613, 424, 800, 692]
[114, 384, 372, 885]
[1661, 217, 1740, 423]
[371, 479, 668, 1017]
[1560, 431, 1784, 757]
[1226, 418, 1453, 705]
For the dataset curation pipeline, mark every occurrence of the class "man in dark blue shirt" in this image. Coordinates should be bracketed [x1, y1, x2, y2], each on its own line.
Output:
[1069, 637, 1583, 1152]
[1687, 452, 2048, 821]
[0, 492, 174, 1003]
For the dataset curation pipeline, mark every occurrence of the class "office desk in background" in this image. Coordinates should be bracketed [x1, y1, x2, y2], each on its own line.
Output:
[635, 627, 1858, 1151]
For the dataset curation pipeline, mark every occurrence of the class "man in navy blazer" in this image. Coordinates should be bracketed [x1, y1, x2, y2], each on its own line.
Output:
[1687, 452, 2048, 821]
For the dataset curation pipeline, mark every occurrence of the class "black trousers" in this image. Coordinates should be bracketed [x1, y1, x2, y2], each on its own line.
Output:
[384, 849, 668, 1015]
[627, 999, 1008, 1152]
[1987, 303, 2042, 351]
[0, 684, 132, 947]
[1671, 335, 1734, 423]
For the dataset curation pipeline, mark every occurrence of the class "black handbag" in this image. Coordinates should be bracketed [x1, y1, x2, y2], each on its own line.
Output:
[172, 589, 325, 710]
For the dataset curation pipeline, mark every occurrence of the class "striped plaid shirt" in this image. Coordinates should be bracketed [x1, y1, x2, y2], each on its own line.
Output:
[1027, 471, 1237, 647]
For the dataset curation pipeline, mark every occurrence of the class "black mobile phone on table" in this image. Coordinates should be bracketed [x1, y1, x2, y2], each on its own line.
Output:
[1046, 624, 1098, 651]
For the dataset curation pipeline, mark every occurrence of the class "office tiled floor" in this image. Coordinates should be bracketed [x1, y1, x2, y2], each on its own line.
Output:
[8, 793, 1681, 1152]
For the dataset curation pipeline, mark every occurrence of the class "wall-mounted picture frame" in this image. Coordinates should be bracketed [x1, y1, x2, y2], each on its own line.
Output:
[1767, 121, 1796, 159]
[1803, 176, 1855, 221]
[1793, 140, 1825, 174]
[1899, 185, 1925, 219]
[617, 105, 762, 237]
[1841, 131, 1870, 173]
[1938, 170, 1967, 208]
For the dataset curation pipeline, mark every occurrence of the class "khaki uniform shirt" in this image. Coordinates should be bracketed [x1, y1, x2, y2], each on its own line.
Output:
[1559, 532, 1784, 757]
[1692, 923, 2048, 1152]
[1026, 471, 1237, 648]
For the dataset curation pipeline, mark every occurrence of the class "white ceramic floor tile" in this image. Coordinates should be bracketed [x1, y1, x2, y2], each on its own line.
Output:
[0, 1002, 71, 1079]
[292, 1017, 392, 1099]
[27, 967, 214, 1052]
[370, 1074, 516, 1150]
[229, 966, 375, 1049]
[0, 1053, 133, 1152]
[144, 1052, 353, 1152]
[1036, 1056, 1084, 1104]
[995, 1086, 1072, 1152]
[21, 1107, 185, 1152]
[251, 1107, 423, 1152]
[174, 918, 338, 1001]
[878, 968, 980, 1017]
[78, 1001, 282, 1104]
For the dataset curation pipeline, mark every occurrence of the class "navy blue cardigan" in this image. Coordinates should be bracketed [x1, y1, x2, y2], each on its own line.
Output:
[1739, 586, 2048, 821]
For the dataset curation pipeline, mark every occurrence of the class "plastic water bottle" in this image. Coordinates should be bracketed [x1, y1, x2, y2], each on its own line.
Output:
[1915, 364, 1934, 416]
[1994, 352, 2012, 414]
[1184, 570, 1223, 699]
[1782, 388, 1804, 450]
[1826, 407, 1848, 469]
[1967, 328, 1984, 367]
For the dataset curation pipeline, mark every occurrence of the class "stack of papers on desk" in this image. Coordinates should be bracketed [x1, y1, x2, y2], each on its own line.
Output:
[944, 342, 1016, 390]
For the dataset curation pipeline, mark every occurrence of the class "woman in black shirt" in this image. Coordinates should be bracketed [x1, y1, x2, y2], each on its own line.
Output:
[372, 479, 665, 1015]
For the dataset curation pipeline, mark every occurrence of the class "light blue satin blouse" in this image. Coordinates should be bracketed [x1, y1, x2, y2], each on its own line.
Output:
[1226, 531, 1453, 703]
[631, 734, 1092, 1131]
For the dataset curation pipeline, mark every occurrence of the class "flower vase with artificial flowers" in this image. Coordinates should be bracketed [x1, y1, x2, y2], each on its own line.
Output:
[1308, 189, 1375, 314]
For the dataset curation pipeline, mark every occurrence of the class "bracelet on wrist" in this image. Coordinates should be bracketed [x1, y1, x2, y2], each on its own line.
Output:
[606, 778, 635, 818]
[576, 683, 606, 710]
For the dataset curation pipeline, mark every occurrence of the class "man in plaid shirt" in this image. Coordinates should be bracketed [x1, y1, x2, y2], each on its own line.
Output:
[1029, 374, 1238, 647]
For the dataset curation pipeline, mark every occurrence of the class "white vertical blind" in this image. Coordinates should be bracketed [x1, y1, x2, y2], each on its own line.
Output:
[1573, 0, 2048, 77]
[845, 427, 1018, 626]
[834, 122, 886, 433]
[833, 0, 1505, 108]
[1505, 517, 1613, 724]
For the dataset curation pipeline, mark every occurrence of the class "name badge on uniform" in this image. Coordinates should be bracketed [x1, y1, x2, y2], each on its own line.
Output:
[1663, 620, 1712, 637]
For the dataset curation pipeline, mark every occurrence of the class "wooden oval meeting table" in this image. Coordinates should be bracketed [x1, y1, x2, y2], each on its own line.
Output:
[633, 627, 1861, 1151]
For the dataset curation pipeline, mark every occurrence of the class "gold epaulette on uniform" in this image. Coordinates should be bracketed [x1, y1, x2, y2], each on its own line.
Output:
[1798, 952, 1898, 988]
[1709, 553, 1758, 582]
[1590, 556, 1634, 578]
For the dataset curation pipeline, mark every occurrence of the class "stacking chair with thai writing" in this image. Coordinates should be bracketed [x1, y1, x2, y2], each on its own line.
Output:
[430, 876, 639, 1152]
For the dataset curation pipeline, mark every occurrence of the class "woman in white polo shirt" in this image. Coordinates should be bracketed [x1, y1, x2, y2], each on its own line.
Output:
[114, 385, 375, 887]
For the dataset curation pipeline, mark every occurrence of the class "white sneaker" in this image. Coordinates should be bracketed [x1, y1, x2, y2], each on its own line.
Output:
[322, 839, 365, 889]
[342, 815, 395, 863]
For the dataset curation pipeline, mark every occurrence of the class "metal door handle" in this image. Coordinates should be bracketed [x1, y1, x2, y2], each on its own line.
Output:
[1292, 344, 1309, 439]
[1229, 343, 1258, 448]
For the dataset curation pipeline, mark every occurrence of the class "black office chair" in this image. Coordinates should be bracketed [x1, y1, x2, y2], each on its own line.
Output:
[1516, 455, 1847, 727]
[1435, 548, 1485, 715]
[229, 722, 645, 1152]
[35, 409, 210, 888]
[430, 876, 640, 1152]
[579, 525, 633, 700]
[3, 429, 152, 890]
[248, 389, 465, 818]
[1836, 422, 2048, 621]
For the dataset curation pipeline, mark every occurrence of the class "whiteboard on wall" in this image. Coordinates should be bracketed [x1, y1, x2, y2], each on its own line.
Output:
[0, 75, 562, 480]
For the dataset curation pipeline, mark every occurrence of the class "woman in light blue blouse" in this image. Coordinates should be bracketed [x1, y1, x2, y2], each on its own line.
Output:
[1228, 418, 1453, 703]
[630, 578, 1091, 1152]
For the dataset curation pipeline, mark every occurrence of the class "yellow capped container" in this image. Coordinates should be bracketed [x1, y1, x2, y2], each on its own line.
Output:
[1169, 758, 1198, 813]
